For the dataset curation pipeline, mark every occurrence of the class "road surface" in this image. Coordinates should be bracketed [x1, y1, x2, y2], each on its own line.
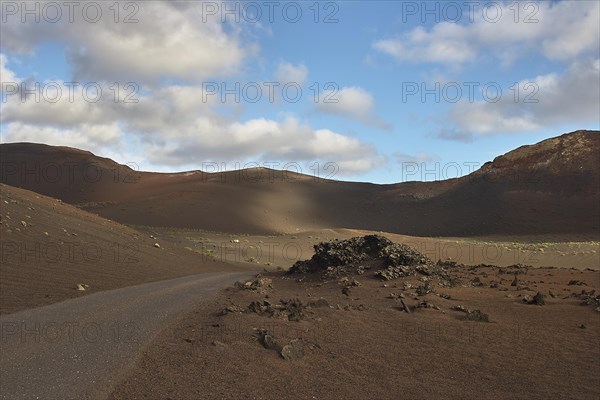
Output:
[0, 271, 256, 399]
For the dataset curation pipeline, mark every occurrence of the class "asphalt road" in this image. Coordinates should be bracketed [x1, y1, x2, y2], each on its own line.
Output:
[0, 271, 256, 400]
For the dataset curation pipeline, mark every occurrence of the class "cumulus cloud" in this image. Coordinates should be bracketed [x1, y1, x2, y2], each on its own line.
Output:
[373, 1, 600, 66]
[316, 86, 391, 130]
[274, 62, 308, 85]
[0, 54, 19, 85]
[1, 2, 251, 83]
[1, 76, 383, 174]
[0, 3, 385, 176]
[2, 122, 125, 151]
[439, 59, 600, 140]
[139, 114, 383, 174]
[374, 24, 475, 65]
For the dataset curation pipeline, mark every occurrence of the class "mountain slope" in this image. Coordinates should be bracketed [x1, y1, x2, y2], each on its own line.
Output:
[1, 130, 598, 236]
[0, 184, 243, 314]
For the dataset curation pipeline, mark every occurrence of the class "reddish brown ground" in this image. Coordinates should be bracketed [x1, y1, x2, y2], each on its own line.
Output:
[109, 266, 599, 400]
[0, 130, 598, 398]
[0, 184, 248, 315]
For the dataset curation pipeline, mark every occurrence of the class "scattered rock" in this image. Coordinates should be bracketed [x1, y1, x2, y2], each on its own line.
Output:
[342, 287, 351, 296]
[511, 275, 518, 286]
[416, 282, 434, 296]
[416, 301, 440, 310]
[399, 299, 411, 314]
[221, 304, 245, 315]
[579, 324, 586, 329]
[154, 243, 161, 248]
[236, 275, 273, 294]
[548, 290, 558, 298]
[577, 290, 600, 309]
[306, 298, 329, 308]
[248, 298, 305, 321]
[568, 280, 586, 286]
[280, 339, 304, 361]
[531, 291, 546, 305]
[76, 283, 89, 291]
[257, 329, 277, 350]
[470, 277, 483, 287]
[464, 309, 489, 322]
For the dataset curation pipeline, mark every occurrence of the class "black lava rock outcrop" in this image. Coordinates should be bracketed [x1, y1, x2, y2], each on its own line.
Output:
[288, 235, 459, 287]
[289, 235, 431, 275]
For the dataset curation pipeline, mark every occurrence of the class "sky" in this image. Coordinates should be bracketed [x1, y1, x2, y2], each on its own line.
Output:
[1, 0, 599, 183]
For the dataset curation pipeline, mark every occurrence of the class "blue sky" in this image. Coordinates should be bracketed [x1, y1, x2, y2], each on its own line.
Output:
[1, 1, 599, 183]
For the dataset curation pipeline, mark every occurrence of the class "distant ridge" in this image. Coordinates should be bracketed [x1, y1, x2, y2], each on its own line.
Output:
[1, 130, 598, 236]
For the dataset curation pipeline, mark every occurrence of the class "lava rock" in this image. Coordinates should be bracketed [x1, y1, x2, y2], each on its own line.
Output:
[280, 339, 304, 361]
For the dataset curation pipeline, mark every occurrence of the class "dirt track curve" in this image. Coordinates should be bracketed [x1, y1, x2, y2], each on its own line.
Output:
[0, 271, 256, 400]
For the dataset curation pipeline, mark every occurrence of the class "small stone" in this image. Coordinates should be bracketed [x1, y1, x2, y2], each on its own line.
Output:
[154, 243, 161, 248]
[281, 339, 304, 361]
[579, 324, 586, 329]
[530, 291, 545, 305]
[464, 309, 489, 322]
[306, 298, 329, 308]
[257, 329, 277, 350]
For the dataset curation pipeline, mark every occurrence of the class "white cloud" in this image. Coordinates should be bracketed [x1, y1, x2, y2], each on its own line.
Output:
[274, 62, 308, 85]
[140, 114, 382, 174]
[374, 1, 600, 66]
[0, 3, 386, 176]
[374, 24, 475, 65]
[2, 122, 125, 151]
[1, 79, 383, 174]
[0, 54, 19, 85]
[1, 2, 252, 83]
[316, 86, 391, 130]
[440, 59, 600, 140]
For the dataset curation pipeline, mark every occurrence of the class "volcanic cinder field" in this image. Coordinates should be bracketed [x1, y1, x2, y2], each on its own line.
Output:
[0, 130, 598, 399]
[2, 1, 599, 398]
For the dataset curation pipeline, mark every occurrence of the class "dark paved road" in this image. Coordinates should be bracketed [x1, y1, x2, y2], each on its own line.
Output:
[0, 271, 256, 400]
